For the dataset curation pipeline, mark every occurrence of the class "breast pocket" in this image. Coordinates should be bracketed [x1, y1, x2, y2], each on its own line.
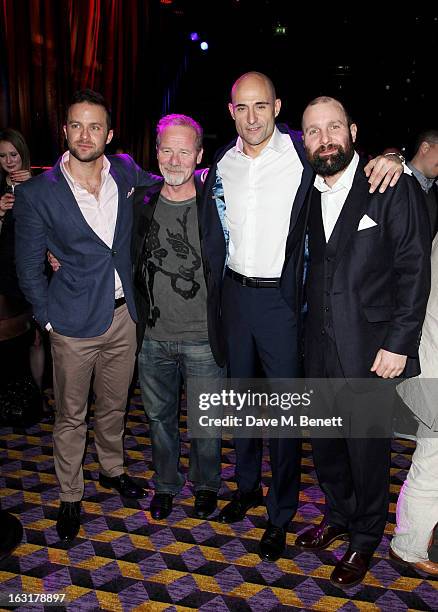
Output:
[356, 225, 380, 239]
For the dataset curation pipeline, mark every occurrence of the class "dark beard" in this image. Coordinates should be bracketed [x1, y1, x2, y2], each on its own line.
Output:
[68, 142, 105, 163]
[307, 140, 355, 176]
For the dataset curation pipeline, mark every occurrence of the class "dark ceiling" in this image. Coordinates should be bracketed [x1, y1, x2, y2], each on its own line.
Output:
[155, 3, 437, 162]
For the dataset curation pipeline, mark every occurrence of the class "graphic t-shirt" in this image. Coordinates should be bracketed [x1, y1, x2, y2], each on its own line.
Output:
[142, 194, 208, 340]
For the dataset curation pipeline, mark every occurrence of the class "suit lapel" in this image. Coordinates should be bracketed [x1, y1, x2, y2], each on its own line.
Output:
[288, 136, 314, 235]
[283, 135, 314, 265]
[133, 183, 162, 263]
[110, 162, 130, 246]
[333, 168, 370, 272]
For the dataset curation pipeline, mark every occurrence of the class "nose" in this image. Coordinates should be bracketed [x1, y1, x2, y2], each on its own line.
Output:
[319, 128, 331, 145]
[80, 126, 91, 140]
[169, 152, 181, 165]
[247, 107, 257, 125]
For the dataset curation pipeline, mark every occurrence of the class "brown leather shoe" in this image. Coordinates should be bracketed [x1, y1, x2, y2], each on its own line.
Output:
[330, 548, 372, 588]
[389, 547, 438, 576]
[295, 520, 349, 550]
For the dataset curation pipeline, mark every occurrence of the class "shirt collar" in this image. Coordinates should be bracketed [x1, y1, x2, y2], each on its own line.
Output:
[314, 151, 360, 194]
[60, 151, 111, 190]
[235, 126, 286, 158]
[406, 161, 437, 194]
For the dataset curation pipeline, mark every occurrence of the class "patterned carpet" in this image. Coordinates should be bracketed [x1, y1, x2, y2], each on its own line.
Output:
[0, 388, 437, 611]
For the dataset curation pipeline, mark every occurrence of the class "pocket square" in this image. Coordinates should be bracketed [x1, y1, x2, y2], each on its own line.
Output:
[357, 214, 377, 231]
[126, 187, 134, 198]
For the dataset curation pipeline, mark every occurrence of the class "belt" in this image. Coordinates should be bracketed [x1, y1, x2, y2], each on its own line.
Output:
[225, 267, 280, 288]
[115, 296, 126, 309]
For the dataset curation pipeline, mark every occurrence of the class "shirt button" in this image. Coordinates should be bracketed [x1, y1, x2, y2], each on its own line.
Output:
[326, 256, 331, 262]
[321, 330, 326, 335]
[112, 250, 117, 256]
[325, 307, 329, 312]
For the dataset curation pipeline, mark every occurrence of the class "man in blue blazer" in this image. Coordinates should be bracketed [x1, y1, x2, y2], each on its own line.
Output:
[200, 72, 404, 562]
[14, 90, 159, 543]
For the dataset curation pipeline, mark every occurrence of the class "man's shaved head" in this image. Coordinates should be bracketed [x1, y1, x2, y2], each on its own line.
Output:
[230, 72, 277, 104]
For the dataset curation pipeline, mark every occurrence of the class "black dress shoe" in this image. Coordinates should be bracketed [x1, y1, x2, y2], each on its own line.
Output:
[330, 548, 373, 588]
[56, 501, 81, 543]
[217, 488, 264, 524]
[0, 511, 23, 561]
[194, 490, 217, 519]
[258, 523, 286, 562]
[295, 519, 349, 550]
[150, 493, 174, 519]
[98, 473, 147, 499]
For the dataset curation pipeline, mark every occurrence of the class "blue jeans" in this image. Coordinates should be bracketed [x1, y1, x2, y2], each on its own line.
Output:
[138, 338, 224, 495]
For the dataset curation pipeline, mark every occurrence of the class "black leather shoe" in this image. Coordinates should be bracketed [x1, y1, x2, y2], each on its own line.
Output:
[0, 510, 23, 561]
[217, 488, 263, 524]
[98, 473, 147, 499]
[194, 490, 217, 519]
[150, 493, 174, 519]
[330, 548, 373, 588]
[295, 519, 349, 550]
[258, 523, 286, 562]
[56, 501, 81, 543]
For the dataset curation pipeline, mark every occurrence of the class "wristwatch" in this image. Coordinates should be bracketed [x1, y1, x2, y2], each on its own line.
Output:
[383, 152, 405, 164]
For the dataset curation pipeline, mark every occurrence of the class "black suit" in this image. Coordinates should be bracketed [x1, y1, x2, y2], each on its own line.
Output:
[201, 126, 314, 526]
[305, 162, 431, 552]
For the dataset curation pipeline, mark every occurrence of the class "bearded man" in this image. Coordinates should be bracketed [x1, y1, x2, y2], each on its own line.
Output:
[294, 96, 431, 588]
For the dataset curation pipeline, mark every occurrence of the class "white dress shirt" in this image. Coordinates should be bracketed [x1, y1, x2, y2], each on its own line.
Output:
[60, 151, 123, 297]
[218, 127, 303, 278]
[314, 152, 360, 242]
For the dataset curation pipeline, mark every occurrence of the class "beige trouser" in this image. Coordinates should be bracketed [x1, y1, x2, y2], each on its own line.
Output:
[391, 422, 438, 562]
[51, 304, 136, 502]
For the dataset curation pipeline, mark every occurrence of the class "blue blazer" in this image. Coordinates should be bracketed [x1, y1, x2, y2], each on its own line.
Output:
[14, 154, 159, 338]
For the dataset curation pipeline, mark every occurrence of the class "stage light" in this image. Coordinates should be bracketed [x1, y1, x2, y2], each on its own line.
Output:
[200, 41, 209, 51]
[190, 32, 200, 41]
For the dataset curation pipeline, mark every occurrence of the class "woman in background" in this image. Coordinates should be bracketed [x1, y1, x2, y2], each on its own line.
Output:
[0, 128, 46, 406]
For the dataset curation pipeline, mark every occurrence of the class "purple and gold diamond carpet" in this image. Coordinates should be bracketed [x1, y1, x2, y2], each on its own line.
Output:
[0, 388, 437, 611]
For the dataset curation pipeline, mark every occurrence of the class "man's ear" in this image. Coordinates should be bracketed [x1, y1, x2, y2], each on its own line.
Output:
[228, 102, 235, 120]
[420, 141, 430, 155]
[63, 125, 67, 141]
[196, 148, 204, 165]
[350, 123, 358, 143]
[106, 129, 114, 145]
[274, 98, 281, 118]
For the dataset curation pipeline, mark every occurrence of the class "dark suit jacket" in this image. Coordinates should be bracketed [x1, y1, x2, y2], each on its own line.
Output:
[14, 154, 159, 337]
[305, 164, 431, 378]
[200, 124, 314, 360]
[131, 170, 225, 365]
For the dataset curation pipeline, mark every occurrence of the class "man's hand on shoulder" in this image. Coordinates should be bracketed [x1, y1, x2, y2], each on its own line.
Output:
[364, 155, 403, 194]
[370, 348, 407, 378]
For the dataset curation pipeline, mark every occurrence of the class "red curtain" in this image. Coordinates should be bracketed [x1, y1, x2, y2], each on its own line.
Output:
[0, 0, 154, 167]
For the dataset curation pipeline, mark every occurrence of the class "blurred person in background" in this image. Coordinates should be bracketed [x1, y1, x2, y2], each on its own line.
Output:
[406, 129, 438, 240]
[0, 128, 46, 408]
